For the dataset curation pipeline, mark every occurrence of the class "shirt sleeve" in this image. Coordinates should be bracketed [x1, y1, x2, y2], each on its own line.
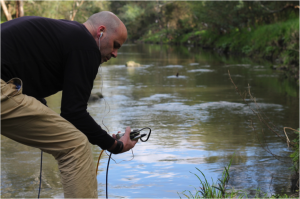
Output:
[60, 49, 115, 150]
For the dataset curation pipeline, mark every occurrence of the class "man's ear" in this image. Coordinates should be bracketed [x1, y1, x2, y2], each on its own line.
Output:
[97, 25, 106, 38]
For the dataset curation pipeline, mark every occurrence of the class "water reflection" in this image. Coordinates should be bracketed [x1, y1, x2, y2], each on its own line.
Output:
[94, 44, 298, 197]
[1, 44, 298, 198]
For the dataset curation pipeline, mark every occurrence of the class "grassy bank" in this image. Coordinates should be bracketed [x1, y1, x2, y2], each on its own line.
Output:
[140, 18, 299, 84]
[178, 163, 297, 198]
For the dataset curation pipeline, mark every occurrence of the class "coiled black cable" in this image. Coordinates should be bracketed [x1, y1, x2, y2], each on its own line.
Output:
[136, 127, 151, 142]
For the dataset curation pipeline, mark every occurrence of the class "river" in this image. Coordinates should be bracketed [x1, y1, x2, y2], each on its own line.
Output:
[1, 44, 299, 198]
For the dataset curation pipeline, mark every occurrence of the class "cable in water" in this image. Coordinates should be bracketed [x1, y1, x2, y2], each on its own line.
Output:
[38, 150, 43, 198]
[96, 127, 152, 199]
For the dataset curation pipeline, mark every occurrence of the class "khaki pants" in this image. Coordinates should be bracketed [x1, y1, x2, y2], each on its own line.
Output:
[1, 78, 98, 198]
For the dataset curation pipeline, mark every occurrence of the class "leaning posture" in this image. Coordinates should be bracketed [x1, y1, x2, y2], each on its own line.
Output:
[1, 11, 137, 198]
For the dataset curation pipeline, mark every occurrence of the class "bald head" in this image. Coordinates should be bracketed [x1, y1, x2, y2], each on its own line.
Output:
[83, 11, 127, 63]
[84, 11, 126, 36]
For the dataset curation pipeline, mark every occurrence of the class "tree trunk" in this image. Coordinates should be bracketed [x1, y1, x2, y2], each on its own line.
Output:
[1, 0, 12, 21]
[16, 0, 24, 18]
[71, 0, 84, 21]
[20, 0, 24, 17]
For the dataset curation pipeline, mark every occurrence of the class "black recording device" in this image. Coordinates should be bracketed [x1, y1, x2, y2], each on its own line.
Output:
[116, 129, 147, 141]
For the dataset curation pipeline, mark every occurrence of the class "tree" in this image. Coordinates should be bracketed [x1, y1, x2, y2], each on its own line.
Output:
[15, 0, 24, 18]
[18, 1, 109, 23]
[1, 0, 24, 21]
[1, 0, 12, 21]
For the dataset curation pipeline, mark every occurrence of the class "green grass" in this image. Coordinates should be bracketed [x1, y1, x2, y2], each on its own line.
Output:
[290, 129, 299, 173]
[178, 158, 235, 198]
[209, 18, 299, 67]
[141, 17, 299, 69]
[178, 157, 296, 198]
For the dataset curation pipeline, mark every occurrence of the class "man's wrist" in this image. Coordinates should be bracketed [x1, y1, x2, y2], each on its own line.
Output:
[108, 140, 123, 154]
[108, 140, 117, 151]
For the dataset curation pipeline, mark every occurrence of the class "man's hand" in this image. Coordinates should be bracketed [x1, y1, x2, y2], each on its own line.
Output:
[112, 126, 138, 153]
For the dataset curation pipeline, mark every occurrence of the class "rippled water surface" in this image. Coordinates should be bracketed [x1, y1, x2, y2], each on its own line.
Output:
[1, 44, 299, 198]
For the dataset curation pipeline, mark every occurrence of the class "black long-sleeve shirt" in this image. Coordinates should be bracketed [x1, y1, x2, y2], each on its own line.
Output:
[1, 16, 115, 150]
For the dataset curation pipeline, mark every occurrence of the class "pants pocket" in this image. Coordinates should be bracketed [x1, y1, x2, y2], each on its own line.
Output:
[1, 78, 25, 104]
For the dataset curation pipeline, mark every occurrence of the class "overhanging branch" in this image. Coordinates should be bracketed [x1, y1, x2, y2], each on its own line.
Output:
[257, 1, 299, 13]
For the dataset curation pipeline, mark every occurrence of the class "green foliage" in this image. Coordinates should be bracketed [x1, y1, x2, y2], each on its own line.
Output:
[178, 158, 235, 198]
[290, 129, 299, 173]
[189, 1, 243, 32]
[241, 45, 253, 54]
[2, 1, 110, 22]
[3, 1, 299, 46]
[115, 2, 160, 41]
[120, 4, 144, 22]
[2, 1, 299, 38]
[178, 158, 294, 198]
[188, 1, 299, 34]
[119, 4, 144, 39]
[110, 2, 195, 41]
[270, 193, 290, 198]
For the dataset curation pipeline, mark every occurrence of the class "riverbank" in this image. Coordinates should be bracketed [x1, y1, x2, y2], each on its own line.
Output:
[139, 18, 299, 85]
[179, 159, 298, 198]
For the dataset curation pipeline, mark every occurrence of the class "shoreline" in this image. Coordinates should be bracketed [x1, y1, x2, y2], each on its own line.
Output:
[136, 18, 299, 86]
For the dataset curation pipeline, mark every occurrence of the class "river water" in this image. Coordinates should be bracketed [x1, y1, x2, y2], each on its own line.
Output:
[1, 44, 299, 198]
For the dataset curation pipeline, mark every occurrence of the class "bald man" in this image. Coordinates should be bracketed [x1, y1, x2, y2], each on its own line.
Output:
[1, 11, 136, 198]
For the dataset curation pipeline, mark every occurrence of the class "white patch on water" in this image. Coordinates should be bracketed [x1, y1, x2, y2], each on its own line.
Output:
[187, 69, 214, 73]
[164, 65, 184, 68]
[167, 75, 187, 79]
[140, 94, 175, 101]
[194, 101, 284, 114]
[223, 64, 251, 67]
